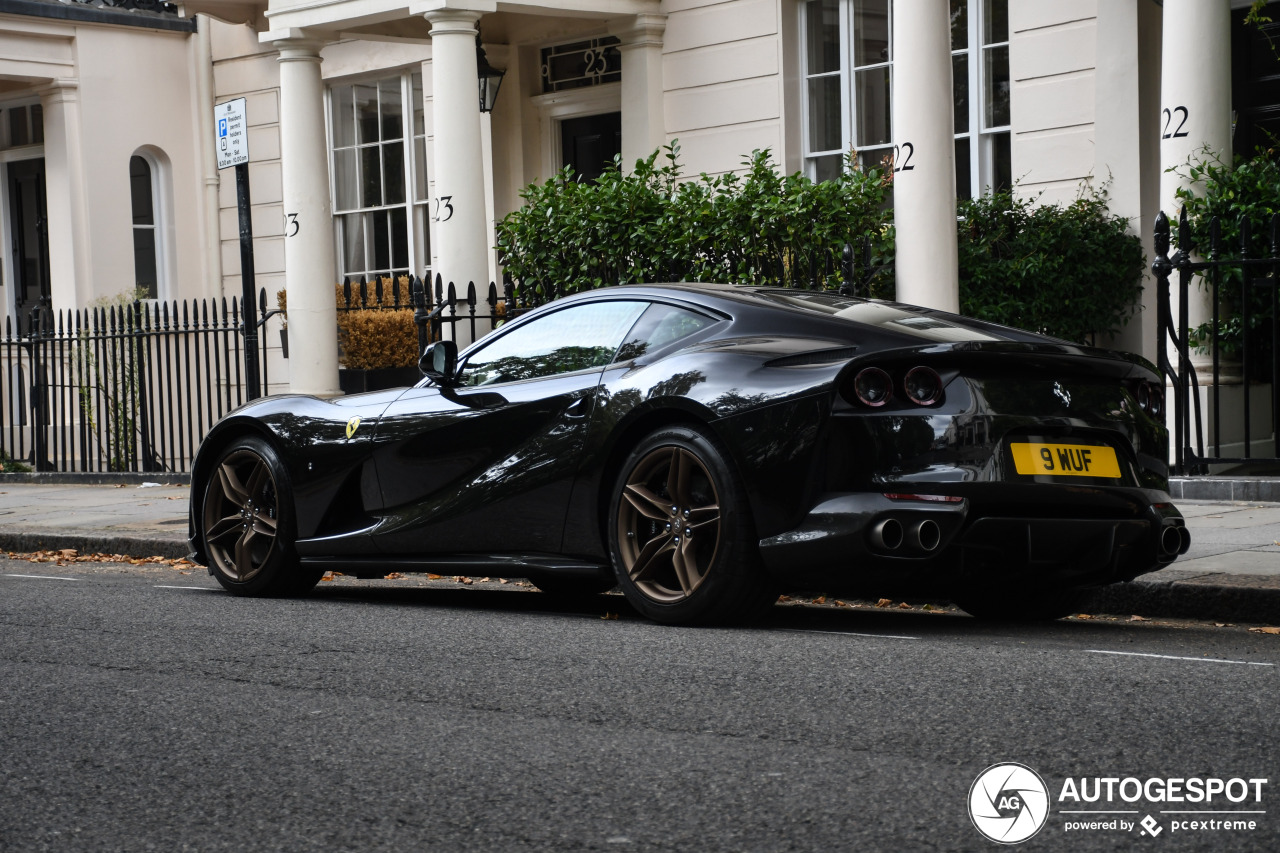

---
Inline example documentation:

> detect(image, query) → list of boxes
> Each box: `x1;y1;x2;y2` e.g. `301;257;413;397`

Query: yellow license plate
1010;442;1122;479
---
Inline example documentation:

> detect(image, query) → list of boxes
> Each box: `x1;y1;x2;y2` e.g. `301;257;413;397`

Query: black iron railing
1153;209;1280;474
1;294;268;474
1;254;891;475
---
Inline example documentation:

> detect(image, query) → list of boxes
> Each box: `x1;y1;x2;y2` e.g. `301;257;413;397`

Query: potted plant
336;277;425;393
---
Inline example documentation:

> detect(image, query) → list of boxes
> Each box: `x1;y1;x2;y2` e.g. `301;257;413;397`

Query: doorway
7;158;50;334
560;112;622;182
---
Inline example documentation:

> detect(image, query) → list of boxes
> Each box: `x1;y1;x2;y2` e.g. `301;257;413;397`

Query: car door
367;299;649;555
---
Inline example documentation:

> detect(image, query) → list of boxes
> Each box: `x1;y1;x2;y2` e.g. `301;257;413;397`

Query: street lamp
476;35;505;113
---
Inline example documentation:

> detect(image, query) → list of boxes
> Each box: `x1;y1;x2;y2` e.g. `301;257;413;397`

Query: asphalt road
1;559;1277;853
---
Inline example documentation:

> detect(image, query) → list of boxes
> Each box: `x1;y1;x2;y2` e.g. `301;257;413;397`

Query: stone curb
1080;577;1280;625
0;472;191;486
1169;477;1280;504
0;532;191;561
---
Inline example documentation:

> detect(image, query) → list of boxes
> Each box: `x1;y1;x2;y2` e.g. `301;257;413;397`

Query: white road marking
786;628;921;641
154;585;218;591
2;574;78;581
1084;649;1274;667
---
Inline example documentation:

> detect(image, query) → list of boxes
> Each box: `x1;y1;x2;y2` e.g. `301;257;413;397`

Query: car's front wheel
608;424;776;625
201;436;322;596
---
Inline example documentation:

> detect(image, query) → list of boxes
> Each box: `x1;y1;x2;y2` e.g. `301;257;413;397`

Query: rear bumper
758;486;1188;594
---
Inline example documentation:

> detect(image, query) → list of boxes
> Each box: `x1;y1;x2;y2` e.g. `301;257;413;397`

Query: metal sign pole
215;97;260;400
236;162;260;400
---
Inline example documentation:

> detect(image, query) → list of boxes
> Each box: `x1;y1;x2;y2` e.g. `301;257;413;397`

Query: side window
614;303;717;362
461;300;648;386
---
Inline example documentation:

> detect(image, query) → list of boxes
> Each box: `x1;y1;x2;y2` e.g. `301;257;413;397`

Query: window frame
128;150;170;301
799;0;1011;198
327;69;430;284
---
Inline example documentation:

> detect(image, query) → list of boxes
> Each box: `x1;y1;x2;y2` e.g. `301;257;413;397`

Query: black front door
560;112;622;181
8;159;51;335
1232;5;1280;156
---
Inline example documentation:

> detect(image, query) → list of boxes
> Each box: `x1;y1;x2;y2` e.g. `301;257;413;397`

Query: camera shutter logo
969;763;1051;844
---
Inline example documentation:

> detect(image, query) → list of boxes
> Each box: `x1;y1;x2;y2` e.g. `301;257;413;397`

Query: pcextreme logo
968;764;1269;844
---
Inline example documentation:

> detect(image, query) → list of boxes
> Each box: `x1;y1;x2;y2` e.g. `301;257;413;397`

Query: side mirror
421;340;459;386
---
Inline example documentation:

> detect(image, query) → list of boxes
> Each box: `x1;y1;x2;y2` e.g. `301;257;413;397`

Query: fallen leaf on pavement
813;595;827;605
1249;626;1280;635
601;613;619;620
1074;614;1095;620
1129;615;1150;621
897;602;911;609
384;572;405;580
426;573;442;580
777;595;792;602
875;598;893;608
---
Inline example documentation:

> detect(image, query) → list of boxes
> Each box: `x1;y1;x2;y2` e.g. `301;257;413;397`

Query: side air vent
765;346;860;368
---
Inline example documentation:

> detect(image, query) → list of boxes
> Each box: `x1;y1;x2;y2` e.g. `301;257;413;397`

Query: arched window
129;154;160;299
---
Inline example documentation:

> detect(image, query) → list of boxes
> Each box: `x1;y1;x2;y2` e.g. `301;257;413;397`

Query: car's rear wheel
201;436;322;596
952;585;1089;621
608;425;777;625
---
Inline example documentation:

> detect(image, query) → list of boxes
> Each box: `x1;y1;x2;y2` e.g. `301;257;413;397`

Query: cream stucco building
0;0;1271;395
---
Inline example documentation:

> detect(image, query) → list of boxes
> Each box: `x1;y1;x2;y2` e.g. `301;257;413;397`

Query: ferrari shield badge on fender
346;416;362;439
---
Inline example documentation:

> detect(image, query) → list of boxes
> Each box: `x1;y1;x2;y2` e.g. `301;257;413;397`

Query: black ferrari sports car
188;283;1189;624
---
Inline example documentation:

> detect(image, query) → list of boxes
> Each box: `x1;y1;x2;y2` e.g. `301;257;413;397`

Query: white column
611;14;667;171
1159;0;1232;348
273;35;341;397
193;15;223;300
38;80;92;311
891;0;958;313
426;10;491;295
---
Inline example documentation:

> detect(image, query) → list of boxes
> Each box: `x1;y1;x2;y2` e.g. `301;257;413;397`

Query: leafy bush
1171;149;1280;370
0;448;31;473
495;146;893;299
335;278;422;370
496;146;1144;345
956;187;1145;343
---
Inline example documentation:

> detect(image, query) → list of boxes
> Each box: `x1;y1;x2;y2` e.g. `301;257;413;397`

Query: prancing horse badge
346;416;362;439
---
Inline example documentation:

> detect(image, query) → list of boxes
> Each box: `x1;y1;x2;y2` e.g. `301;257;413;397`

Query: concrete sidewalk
1;478;1279;624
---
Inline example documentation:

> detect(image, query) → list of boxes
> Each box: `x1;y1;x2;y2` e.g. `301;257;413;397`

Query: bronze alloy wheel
203;446;281;584
616;444;722;603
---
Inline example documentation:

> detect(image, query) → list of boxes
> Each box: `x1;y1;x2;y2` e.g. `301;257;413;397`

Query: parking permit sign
215;98;249;170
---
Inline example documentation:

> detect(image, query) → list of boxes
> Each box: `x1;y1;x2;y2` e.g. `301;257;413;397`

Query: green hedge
495;146;893;299
496;147;1145;345
957;189;1144;343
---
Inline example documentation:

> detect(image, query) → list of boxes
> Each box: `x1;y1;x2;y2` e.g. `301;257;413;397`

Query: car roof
550;282;1051;346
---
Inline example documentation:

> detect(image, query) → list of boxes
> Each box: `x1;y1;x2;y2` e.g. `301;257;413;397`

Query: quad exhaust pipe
910;519;941;552
870;518;904;551
869;518;942;554
1160;524;1191;556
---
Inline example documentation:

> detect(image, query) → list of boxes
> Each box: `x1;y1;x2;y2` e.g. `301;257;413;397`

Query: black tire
200;435;321;597
952;585;1089;621
607;424;777;625
528;573;617;597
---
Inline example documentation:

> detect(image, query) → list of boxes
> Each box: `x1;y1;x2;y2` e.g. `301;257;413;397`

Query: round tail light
853;367;893;407
1137;381;1151;412
904;366;943;406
